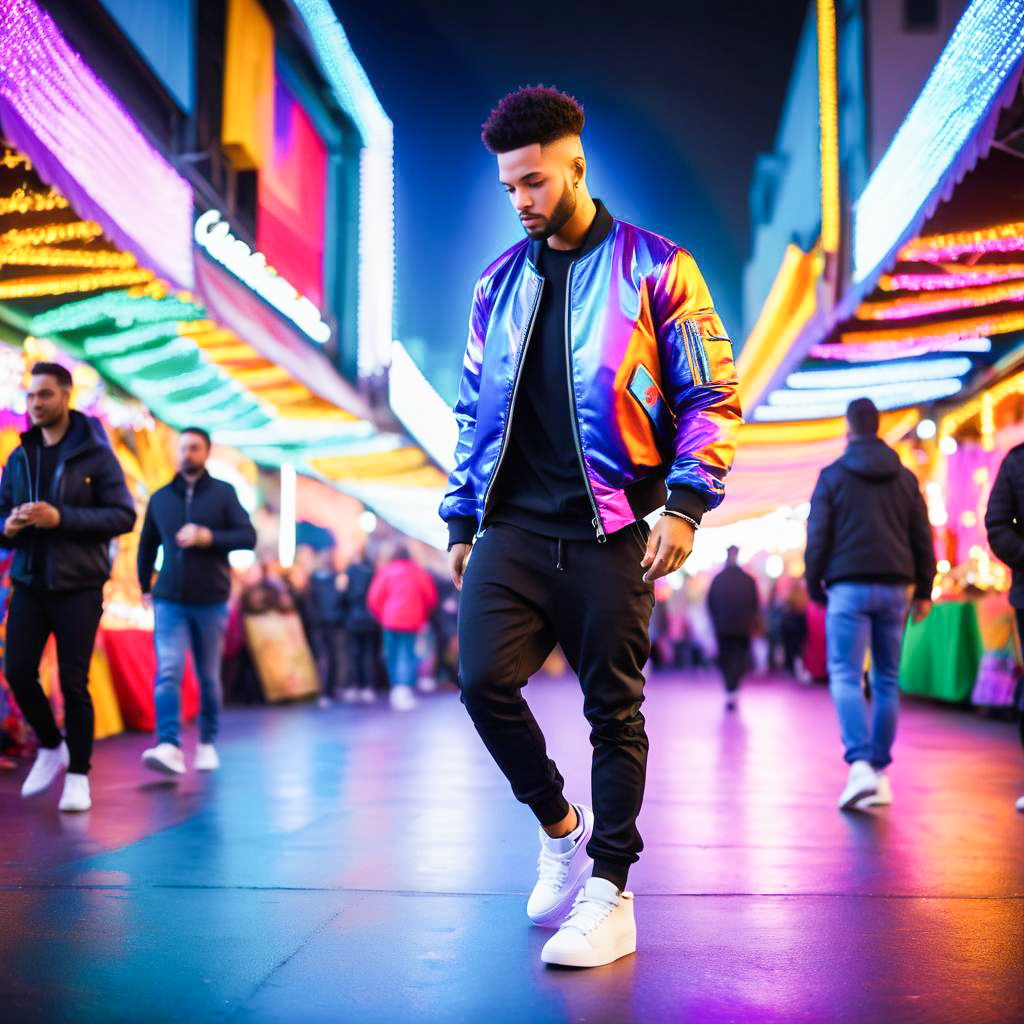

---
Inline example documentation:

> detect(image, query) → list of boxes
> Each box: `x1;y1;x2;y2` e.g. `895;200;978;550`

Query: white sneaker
839;760;878;810
341;687;360;704
1016;795;1023;812
528;804;594;927
359;687;376;704
317;696;333;709
541;877;637;968
858;771;892;808
21;741;69;797
389;686;416;712
415;676;438;693
142;742;186;776
58;773;91;812
195;743;220;772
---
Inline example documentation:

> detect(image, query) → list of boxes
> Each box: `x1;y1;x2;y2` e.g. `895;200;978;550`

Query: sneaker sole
21;774;65;798
528;856;595;928
58;801;91;813
541;930;637;968
142;753;185;776
839;785;877;810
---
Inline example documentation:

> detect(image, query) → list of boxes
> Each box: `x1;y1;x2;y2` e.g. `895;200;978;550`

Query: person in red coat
367;545;438;711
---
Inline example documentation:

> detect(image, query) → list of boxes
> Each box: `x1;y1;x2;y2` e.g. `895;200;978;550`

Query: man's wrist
660;509;699;531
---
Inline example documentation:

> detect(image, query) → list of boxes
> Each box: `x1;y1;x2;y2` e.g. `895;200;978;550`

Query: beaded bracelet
660;509;700;531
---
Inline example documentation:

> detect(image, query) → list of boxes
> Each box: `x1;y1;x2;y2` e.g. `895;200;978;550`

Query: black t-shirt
24;431;68;583
489;243;596;539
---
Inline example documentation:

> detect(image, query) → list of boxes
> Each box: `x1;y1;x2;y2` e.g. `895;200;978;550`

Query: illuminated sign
193;209;331;344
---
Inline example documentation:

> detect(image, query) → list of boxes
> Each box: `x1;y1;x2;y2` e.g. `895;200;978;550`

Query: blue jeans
381;630;418;689
826;583;910;768
153;600;229;746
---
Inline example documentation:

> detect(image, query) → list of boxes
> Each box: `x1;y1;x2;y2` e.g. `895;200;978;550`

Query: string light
102;337;200;375
939;366;1024;436
898;220;1024;262
0;0;194;288
817;0;840;255
0;268;154;300
809;337;992;362
83;322;189;357
857;279;1024;321
0;187;69;215
786;357;973;391
852;0;1024;282
0;147;29;169
839;311;1024;346
29;290;202;335
757;378;964;421
0;245;137;269
880;263;1024;291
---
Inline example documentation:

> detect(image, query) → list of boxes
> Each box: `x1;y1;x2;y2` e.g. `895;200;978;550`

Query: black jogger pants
458;521;655;890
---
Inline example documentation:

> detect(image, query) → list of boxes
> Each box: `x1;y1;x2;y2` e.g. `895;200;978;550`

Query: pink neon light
809;338;992;363
883;265;1024;291
0;0;194;288
900;235;1024;262
863;281;1024;321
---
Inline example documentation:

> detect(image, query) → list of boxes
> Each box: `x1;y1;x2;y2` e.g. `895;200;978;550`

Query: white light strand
786;356;973;390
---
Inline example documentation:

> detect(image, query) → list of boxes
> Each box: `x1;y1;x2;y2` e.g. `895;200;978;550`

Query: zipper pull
592;517;607;544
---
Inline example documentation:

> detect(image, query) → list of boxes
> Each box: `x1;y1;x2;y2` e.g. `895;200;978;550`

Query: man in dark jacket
0;363;136;812
136;427;256;776
983;445;1024;812
707;546;760;710
342;551;381;703
805;398;935;811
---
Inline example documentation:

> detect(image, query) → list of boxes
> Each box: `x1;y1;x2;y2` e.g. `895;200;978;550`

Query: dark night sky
331;1;809;402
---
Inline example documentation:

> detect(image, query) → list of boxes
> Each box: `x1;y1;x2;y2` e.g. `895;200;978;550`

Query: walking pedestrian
982;443;1024;812
0;363;136;812
309;547;347;708
441;87;740;966
341;549;380;703
367;545;438;711
707;546;760;710
136;427;256;776
805;398;935;810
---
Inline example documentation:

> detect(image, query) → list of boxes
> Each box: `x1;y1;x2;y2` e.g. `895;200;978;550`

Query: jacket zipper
480;277;545;523
178;482;194;599
564;261;606;543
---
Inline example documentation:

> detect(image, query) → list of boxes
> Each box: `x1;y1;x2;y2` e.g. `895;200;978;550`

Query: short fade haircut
30;361;72;389
846;397;880;437
481;85;584;154
180;425;212;449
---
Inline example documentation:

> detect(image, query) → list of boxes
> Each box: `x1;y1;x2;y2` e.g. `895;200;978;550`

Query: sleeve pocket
679;314;738;387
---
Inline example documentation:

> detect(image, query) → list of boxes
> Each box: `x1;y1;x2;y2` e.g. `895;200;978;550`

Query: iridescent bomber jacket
439;201;742;547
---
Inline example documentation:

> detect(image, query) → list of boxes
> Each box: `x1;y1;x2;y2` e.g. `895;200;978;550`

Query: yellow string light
939;367;1024;437
898;220;1024;261
0;268;154;300
817;0;840;256
0;245;137;269
0;221;104;246
878;263;1024;291
857;279;1024;319
0;148;30;170
840;309;1024;345
0;187;70;216
981;392;995;452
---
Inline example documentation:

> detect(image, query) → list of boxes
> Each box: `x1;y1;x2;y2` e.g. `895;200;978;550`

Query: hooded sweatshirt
804;436;936;604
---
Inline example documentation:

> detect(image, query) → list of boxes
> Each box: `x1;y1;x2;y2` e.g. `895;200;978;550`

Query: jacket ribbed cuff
665;486;710;525
447;517;477;550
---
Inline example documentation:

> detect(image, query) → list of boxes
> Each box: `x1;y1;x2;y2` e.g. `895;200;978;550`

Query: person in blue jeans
136;427;256;776
805;398;935;810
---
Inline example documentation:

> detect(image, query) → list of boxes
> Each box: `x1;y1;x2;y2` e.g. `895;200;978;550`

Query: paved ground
1;670;1021;1023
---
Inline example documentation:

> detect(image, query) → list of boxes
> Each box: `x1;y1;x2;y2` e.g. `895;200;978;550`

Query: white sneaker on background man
142;742;186;776
540;876;637;968
21;740;69;798
389;686;416;712
838;760;878;810
528;803;594;927
857;771;892;808
195;743;220;772
58;773;91;813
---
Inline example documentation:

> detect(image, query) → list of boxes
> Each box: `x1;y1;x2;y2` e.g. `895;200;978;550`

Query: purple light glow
882;264;1024;291
0;0;194;288
809;337;993;363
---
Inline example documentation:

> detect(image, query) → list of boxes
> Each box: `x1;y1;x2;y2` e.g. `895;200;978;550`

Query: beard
522;180;577;240
180;458;203;475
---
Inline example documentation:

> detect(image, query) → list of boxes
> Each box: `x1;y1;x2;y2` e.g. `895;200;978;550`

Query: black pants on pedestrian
458;522;655;891
314;624;348;699
716;634;751;694
348;630;379;690
4;585;104;775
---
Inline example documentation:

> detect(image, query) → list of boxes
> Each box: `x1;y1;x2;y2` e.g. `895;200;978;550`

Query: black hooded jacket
0;410;136;591
137;470;256;604
804;437;935;604
984;443;1024;608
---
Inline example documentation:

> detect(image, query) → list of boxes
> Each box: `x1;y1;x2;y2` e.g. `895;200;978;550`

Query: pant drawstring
556;538;565;572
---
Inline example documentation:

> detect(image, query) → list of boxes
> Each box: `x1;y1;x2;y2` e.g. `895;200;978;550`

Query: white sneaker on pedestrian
540;877;637;968
317;695;333;709
341;687;360;704
194;743;220;772
858;771;892;808
415;676;438;694
389;686;416;711
142;742;186;776
528;804;594;927
58;773;91;813
839;760;878;810
21;741;69;797
359;687;376;704
1016;794;1024;812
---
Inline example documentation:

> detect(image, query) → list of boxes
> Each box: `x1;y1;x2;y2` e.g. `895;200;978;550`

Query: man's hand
18;502;60;529
141;593;153;611
176;523;213;548
3;507;28;538
641;515;695;583
449;543;471;592
911;599;932;624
